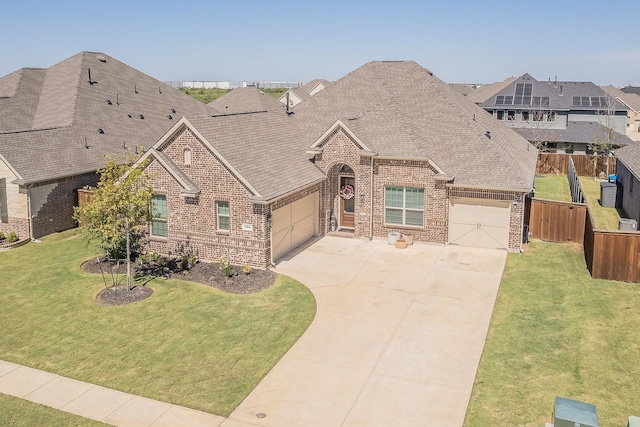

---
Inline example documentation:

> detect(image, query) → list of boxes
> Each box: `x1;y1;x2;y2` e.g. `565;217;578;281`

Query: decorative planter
395;239;408;249
402;233;413;245
388;232;401;245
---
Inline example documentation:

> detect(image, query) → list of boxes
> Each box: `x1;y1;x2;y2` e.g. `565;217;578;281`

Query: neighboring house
480;73;632;153
601;85;640;140
621;85;640;96
139;61;538;268
448;83;474;96
278;79;330;108
208;87;286;114
615;143;640;224
466;77;517;105
0;52;216;240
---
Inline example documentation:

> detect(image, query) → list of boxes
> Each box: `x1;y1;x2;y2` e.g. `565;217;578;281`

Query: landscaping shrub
7;231;18;243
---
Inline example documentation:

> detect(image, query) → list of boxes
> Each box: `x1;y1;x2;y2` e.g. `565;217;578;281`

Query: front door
339;176;355;228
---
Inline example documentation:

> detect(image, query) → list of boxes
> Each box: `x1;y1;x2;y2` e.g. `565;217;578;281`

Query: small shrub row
0;231;19;243
219;257;252;278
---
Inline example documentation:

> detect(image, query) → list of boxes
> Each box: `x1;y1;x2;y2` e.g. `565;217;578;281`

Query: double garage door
271;192;318;261
448;197;511;250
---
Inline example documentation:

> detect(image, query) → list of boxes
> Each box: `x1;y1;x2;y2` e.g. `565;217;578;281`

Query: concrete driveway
225;237;506;427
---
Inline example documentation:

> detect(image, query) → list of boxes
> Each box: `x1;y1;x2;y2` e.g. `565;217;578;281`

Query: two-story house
481;73;632;153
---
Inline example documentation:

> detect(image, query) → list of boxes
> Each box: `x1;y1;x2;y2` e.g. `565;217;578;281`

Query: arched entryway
328;163;356;232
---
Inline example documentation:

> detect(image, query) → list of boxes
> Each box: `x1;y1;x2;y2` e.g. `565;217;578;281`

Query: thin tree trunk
126;215;131;291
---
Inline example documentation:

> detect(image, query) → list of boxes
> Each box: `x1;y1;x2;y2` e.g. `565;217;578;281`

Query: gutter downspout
26;188;38;242
369;154;376;240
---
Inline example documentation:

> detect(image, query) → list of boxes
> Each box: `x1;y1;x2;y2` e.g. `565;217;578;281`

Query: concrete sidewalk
0;359;225;427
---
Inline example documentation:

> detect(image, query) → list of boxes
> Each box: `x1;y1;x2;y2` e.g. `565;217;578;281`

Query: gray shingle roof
466;77;517;104
514;121;634;146
481;74;627;111
615;142;640;178
0;51;215;184
179;113;325;201
601;85;640;113
207;87;285;114
292;61;538;191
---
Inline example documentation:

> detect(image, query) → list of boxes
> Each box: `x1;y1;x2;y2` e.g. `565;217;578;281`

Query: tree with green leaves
74;153;153;290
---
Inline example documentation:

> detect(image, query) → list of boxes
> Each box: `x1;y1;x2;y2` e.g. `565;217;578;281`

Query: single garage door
271;192;318;261
448;197;511;250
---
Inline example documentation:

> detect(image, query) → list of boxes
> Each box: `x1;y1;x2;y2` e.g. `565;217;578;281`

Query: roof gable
309;120;371;152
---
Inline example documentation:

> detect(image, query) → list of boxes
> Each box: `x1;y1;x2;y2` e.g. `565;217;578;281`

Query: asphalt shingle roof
0;51;215;184
184;112;325;201
292;61;537;191
615;142;640;178
601;85;640;113
466;77;517;104
514;121;634;146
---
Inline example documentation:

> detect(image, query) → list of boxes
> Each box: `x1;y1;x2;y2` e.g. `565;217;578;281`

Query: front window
546;111;556;123
217;201;230;231
495;110;505;121
151;195;167;237
521;111;530;122
507;110;516;121
385;186;424;227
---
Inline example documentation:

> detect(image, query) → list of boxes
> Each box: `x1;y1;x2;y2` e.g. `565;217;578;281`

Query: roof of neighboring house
279;79;330;105
208;87;285;114
481;73;627;111
514;121;634;146
0;51;215;185
466;77;517;104
292;61;538;191
615;142;640;179
448;83;474;96
601;85;640;114
148;114;325;202
621;86;640;96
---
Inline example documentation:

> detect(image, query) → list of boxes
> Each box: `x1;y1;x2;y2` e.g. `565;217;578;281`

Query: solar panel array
572;96;608;107
495;83;549;106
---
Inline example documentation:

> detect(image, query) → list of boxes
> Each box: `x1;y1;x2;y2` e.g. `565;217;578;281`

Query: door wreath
340;184;355;199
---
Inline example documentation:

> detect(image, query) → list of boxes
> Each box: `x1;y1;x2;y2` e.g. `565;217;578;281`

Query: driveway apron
225;237;506;427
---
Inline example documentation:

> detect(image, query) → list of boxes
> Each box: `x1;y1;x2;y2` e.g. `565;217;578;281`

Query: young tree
588;92;622;176
74;153;153;290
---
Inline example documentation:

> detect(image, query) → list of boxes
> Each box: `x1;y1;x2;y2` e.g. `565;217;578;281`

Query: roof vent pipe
88;68;95;85
134;85;138;94
485;131;491;139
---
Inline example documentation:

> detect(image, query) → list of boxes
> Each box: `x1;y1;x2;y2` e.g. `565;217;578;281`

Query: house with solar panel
480;73;633;153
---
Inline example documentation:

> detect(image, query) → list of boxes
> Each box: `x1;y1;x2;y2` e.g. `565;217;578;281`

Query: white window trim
216;200;230;232
150;194;167;238
384;186;425;228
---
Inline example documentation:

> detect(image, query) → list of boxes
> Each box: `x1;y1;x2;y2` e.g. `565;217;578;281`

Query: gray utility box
554;396;598;427
619;218;638;231
600;181;617;208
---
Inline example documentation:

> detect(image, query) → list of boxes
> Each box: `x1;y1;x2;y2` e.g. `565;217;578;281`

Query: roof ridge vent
96;54;107;63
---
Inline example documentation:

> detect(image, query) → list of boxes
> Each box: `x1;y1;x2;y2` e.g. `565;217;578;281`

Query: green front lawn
465;240;640;426
579;176;622;230
534;175;572;202
0;230;316;417
0;393;108;426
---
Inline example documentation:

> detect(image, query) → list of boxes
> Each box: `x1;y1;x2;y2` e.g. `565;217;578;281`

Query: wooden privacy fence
529;199;587;243
537;153;617;177
583;212;640;282
529;177;640;283
75;188;92;226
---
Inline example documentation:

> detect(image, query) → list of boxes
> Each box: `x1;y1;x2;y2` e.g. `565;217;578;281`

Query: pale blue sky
2;0;638;86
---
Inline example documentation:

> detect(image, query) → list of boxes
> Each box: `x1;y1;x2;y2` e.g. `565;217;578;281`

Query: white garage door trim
271;192;318;262
448;197;510;250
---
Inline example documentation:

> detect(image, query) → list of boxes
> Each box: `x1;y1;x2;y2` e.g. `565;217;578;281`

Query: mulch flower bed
82;257;278;306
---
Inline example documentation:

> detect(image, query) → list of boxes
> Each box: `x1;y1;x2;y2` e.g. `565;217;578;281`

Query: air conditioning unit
553;396;598;427
619;218;638;231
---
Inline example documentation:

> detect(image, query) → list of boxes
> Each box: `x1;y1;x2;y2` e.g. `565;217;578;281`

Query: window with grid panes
384;186;424;226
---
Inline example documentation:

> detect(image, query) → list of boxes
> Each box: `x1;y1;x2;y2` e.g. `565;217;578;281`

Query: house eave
249;177;327;205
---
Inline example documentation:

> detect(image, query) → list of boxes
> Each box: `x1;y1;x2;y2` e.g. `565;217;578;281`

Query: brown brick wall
313;126;527;251
30;173;99;239
313;127;447;243
0;217;29;240
144;127;272;268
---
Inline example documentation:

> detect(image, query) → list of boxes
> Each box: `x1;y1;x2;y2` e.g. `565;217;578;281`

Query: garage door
271;192;318;261
448;197;510;250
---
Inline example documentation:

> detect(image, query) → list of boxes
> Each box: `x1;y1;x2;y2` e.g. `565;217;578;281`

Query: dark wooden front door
340;177;355;228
